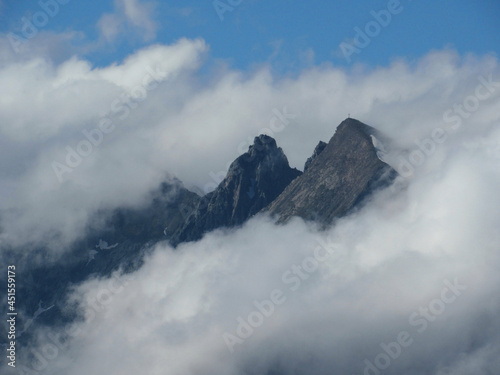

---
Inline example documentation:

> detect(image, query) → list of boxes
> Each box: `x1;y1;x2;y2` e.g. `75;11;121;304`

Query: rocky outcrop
170;135;301;244
304;141;327;171
265;118;397;224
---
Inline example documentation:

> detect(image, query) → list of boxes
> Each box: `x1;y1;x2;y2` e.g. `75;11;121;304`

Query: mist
1;36;500;375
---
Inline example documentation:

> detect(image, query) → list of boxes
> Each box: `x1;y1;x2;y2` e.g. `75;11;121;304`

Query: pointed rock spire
170;134;301;244
265;118;397;224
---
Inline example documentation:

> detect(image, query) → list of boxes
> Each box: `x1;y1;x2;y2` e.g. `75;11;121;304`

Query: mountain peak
265;119;397;224
251;134;277;149
170;134;301;244
335;117;381;140
245;135;284;164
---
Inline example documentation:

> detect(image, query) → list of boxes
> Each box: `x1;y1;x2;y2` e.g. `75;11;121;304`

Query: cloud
97;0;158;43
97;13;122;43
0;37;207;249
1;33;500;375
0;37;498;257
0;31;87;64
15;160;500;374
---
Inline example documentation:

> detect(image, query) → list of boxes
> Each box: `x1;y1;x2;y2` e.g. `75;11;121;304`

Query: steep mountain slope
170;135;301;244
265;118;397;224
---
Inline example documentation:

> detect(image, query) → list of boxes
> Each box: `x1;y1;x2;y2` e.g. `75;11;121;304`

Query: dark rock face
170;135;301;244
265;118;397;224
304;141;327;171
4;180;200;338
99;181;200;244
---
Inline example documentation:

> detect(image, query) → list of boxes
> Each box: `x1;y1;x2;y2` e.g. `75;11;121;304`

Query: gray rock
304;141;327;171
265;118;397;225
170;135;301;244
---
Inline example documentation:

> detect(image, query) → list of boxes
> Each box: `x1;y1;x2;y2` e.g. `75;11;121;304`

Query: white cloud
18;166;500;373
97;0;158;43
120;0;157;36
97;13;122;43
0;30;87;64
1;35;500;375
0;37;207;249
0;37;498;256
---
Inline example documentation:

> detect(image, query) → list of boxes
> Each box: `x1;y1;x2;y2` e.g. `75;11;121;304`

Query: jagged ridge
265;118;397;224
169;134;301;244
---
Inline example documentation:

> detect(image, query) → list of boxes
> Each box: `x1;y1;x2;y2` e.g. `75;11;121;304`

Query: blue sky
1;0;499;71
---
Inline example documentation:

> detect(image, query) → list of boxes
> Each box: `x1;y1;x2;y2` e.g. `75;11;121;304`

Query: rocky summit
265;118;397;225
169;134;302;244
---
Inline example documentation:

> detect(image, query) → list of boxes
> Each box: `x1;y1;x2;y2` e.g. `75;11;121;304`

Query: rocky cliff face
265;118;397;224
170;135;301;244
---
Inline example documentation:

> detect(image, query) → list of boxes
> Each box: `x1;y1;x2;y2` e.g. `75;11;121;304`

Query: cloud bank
1;34;500;374
15;155;500;374
0;37;499;251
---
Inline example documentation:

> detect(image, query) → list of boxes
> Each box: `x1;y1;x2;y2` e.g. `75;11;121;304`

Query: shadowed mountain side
1;180;200;340
169;135;301;245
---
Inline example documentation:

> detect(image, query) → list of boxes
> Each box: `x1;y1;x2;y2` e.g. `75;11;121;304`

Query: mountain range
1;118;397;343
